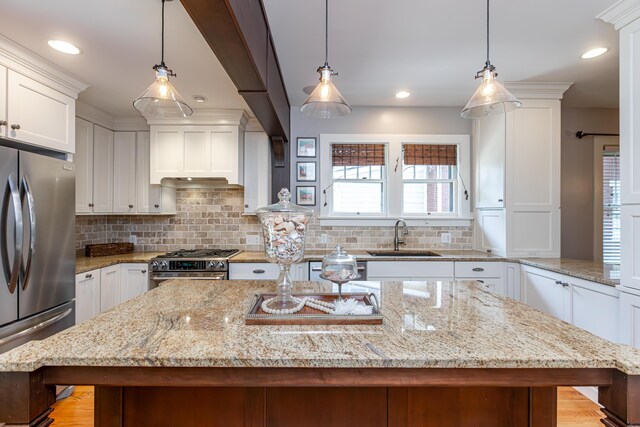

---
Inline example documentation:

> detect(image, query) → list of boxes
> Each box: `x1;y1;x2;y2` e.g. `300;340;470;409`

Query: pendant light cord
161;0;166;66
485;0;490;66
324;0;329;66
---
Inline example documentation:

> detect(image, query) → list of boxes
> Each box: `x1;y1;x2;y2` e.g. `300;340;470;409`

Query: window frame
319;134;471;226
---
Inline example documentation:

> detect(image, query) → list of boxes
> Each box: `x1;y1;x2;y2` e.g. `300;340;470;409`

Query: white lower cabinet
75;263;150;324
521;265;620;342
120;264;149;302
229;263;280;280
454;261;505;295
522;266;570;321
75;269;101;324
619;290;640;349
100;265;121;312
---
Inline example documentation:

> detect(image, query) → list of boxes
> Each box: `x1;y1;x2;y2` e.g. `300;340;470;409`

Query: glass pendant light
300;0;351;119
461;0;521;118
133;0;193;118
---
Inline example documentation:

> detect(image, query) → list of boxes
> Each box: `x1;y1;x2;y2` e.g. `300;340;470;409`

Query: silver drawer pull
311;267;322;272
555;280;563;285
85;273;93;279
477;280;485;283
357;266;366;271
472;267;484;272
141;270;147;274
253;269;265;274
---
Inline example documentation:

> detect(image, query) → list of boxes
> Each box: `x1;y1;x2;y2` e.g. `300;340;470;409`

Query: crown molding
0;34;90;98
245;117;264;132
597;0;640;30
504;82;574;100
145;108;251;127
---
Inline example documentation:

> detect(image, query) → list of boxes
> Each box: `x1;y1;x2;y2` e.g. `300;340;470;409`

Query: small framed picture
296;186;316;206
297;161;316;181
297;137;317;158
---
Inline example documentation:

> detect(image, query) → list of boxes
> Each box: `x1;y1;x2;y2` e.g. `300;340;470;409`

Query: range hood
148;109;249;186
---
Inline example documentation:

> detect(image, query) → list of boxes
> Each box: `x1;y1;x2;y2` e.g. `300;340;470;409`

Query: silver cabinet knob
245;204;249;208
85;273;93;279
555;280;562;285
129;204;134;209
141;270;147;274
10;124;20;130
154;204;160;208
0;120;7;126
498;198;504;203
562;282;569;287
88;203;94;207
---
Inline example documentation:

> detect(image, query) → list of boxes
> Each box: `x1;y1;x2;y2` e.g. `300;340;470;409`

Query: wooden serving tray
245;292;382;325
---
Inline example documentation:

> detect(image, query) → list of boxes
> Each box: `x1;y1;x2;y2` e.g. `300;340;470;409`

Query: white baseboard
573;386;601;406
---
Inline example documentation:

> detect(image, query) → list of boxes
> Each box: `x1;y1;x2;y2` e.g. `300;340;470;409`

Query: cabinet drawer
367;261;454;278
455;262;502;278
229;263;280;280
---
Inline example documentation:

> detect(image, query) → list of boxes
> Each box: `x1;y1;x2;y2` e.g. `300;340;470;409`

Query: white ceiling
263;0;620;108
0;0;249;118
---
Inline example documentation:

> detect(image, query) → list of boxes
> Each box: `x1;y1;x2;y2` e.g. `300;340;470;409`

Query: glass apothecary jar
320;245;360;299
256;188;313;310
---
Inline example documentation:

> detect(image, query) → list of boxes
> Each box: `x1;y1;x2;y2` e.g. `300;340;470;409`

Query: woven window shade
403;144;457;166
332;144;386;166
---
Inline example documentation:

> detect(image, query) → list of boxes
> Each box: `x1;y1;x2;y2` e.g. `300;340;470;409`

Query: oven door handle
152;275;226;281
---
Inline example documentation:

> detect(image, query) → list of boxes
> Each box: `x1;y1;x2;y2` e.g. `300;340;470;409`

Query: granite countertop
519;258;620;287
1;280;639;374
75;252;166;274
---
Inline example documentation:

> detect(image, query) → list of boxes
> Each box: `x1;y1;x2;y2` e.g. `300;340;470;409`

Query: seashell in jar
296;224;305;232
273;215;284;225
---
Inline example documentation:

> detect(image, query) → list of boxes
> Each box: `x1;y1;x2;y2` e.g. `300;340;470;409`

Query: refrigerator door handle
0;308;72;347
1;174;23;294
20;174;35;291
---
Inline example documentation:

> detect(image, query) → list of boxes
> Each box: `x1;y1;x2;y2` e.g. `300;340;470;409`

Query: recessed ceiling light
47;40;81;55
581;47;609;59
193;95;207;103
395;91;411;99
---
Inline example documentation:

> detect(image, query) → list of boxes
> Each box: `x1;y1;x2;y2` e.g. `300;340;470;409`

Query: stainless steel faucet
393;219;408;251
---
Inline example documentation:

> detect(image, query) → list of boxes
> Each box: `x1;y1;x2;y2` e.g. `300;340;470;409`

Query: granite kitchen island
1;280;639;426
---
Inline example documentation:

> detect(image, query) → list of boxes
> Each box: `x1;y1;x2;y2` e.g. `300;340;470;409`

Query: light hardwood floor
50;386;604;426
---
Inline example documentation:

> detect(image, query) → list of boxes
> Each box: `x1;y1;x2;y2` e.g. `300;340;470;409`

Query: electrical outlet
441;232;451;244
320;234;328;244
128;235;137;245
246;235;261;246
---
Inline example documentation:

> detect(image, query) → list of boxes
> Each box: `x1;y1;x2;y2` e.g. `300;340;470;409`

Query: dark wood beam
180;0;291;144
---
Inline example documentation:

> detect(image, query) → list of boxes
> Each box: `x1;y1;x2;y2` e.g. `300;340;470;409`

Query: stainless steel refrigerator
0;141;75;354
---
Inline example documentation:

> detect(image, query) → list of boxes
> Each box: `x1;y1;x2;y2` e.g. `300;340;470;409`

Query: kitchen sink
366;250;442;257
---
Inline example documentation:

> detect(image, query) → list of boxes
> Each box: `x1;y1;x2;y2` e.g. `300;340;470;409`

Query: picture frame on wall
297;137;317;158
296;186;316;206
296;161;316;181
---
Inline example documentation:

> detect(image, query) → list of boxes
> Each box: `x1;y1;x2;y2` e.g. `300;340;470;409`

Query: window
402;144;457;215
602;149;620;264
331;144;386;215
320;134;471;225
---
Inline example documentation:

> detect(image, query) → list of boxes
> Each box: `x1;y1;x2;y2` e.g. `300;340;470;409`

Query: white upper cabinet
474;113;505;208
150;125;244;185
5;70;75;153
243;131;272;213
0;37;88;153
92;125;114;213
75;118;94;213
473;85;571;258
113;132;137;213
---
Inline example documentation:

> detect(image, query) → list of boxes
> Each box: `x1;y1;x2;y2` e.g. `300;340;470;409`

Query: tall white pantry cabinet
473;83;571;258
599;1;640;349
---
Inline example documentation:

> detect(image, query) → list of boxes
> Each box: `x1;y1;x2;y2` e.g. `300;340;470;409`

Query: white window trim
319;133;472;227
593;136;620;263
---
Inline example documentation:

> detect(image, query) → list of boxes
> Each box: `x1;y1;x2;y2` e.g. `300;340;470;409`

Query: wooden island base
1;366;639;427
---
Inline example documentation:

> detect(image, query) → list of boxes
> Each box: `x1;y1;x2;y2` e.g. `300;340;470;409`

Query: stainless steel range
149;249;241;286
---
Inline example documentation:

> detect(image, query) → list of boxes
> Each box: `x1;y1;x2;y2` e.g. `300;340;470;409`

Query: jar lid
323;245;356;264
256;188;314;215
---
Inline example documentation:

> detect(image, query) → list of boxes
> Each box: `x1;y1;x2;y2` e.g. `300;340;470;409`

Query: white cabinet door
113;132;137;213
569;277;619;342
522;266;569;321
504;263;521;301
92;125;114;213
0;65;6;139
75;269;100;324
474;114;505;208
473;209;506;256
243;132;271;213
620;291;640;349
75;118;94;213
6;70;75;153
100;265;121;312
136;131;153;213
120;264;149;302
229;263;280;280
